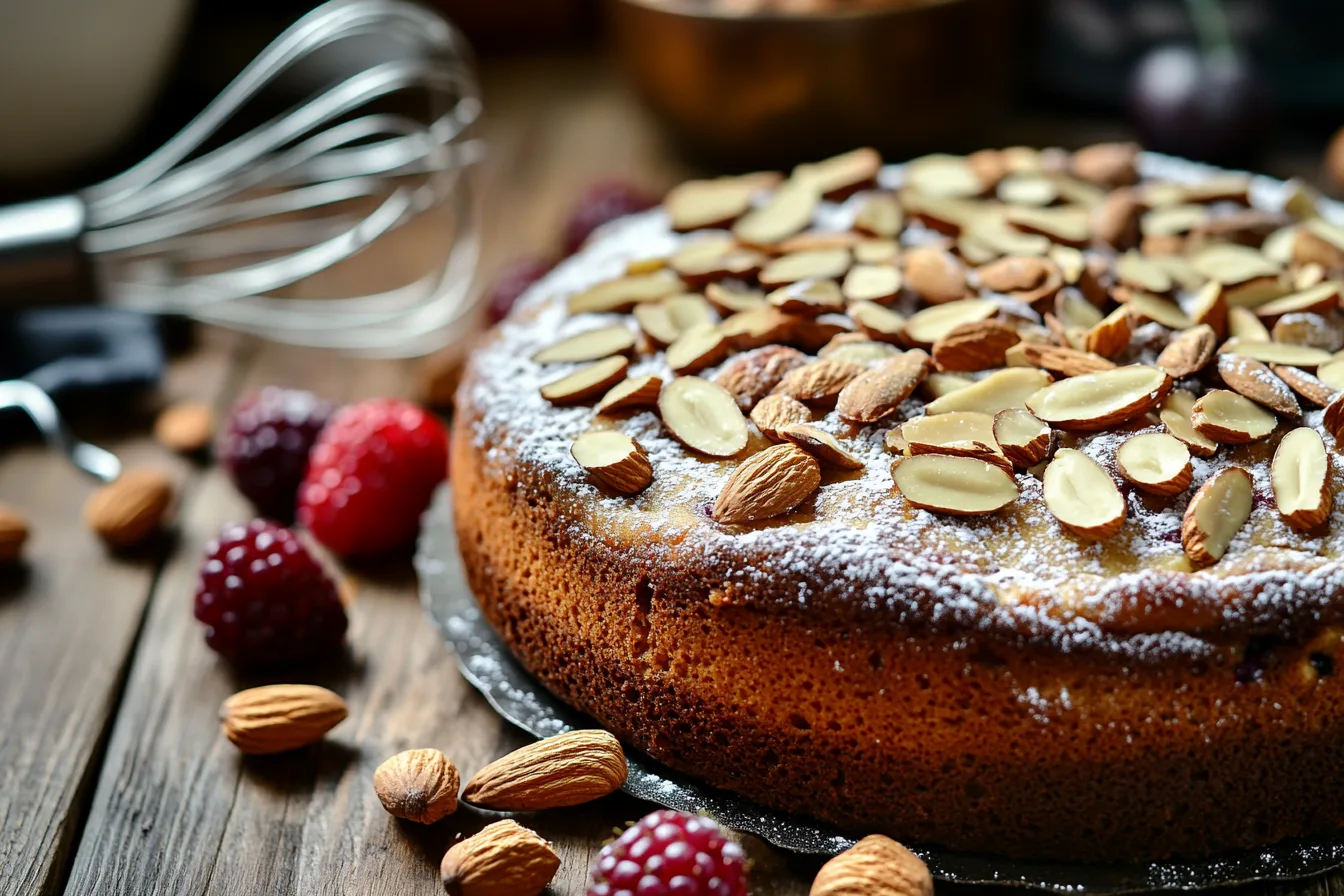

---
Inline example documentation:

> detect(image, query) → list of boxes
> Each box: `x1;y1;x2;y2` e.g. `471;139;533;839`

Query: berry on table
221;387;336;521
298;398;448;557
587;809;747;896
486;257;554;324
563;179;659;257
193;519;347;669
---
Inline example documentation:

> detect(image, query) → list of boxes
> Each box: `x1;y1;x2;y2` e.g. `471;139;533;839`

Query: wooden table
0;51;1336;896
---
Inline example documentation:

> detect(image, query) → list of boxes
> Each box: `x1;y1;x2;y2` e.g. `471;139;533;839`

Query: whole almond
931;319;1020;372
84;468;173;549
714;345;809;411
836;351;931;423
712;444;821;524
1272;365;1338;407
1092;187;1142;249
220;684;348;755
1216;354;1300;418
1017;344;1116;378
0;504;28;564
1071;142;1139;187
154;401;214;453
1156;325;1217;379
462;730;627;811
775;359;865;408
811;835;933;896
374;748;460;823
751;393;814;441
903;245;968;305
441;819;559;896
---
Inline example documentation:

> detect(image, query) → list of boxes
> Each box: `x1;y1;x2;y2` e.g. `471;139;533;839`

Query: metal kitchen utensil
0;0;484;357
0;380;120;482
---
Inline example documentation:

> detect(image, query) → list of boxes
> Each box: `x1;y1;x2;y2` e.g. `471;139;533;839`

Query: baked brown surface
451;146;1344;862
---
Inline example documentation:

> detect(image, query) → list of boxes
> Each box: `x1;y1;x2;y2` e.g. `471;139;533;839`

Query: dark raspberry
588;809;747;896
486;257;554;325
563;180;659;256
221;387;335;521
193;519;347;669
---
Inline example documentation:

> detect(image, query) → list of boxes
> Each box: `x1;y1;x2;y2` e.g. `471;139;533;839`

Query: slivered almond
926;367;1053;416
1116;433;1193;496
923;372;975;399
1117;288;1193;329
758;248;851;288
775;358;865;408
905;154;986;198
666;325;730;376
1026;365;1171;431
658;376;749;457
931;319;1020;372
903;246;968;305
1018;344;1116;377
1006;204;1091;246
533;325;636;364
1318;357;1344;392
1190;389;1277;443
1222;276;1289;309
1055;290;1103;329
712;444;821;523
901;412;1009;470
854;238;900;265
993;408;1054;467
903;299;998;347
596;375;663;414
1272;427;1332;531
1191;243;1280;285
848;301;906;343
835;351;930;423
705;281;767;315
669;239;763;286
1216;354;1299;417
1186;281;1229;338
1156;325;1218;378
778;424;864;469
666;173;781;231
1043;449;1126;539
1161;389;1219;457
1271;365;1338;407
541;356;629;405
1116;251;1173;293
1083;306;1135;359
853;193;903;237
571;431;653;495
820;339;901;365
963;215;1052;258
1254;282;1342;319
891;454;1018;515
1183;467;1254;565
733;177;820;247
794;147;882;199
714;345;808;410
568;270;685;314
634;294;717;346
768;279;845;316
842;265;902;304
751;393;814;440
719;305;796;349
1224;341;1332;366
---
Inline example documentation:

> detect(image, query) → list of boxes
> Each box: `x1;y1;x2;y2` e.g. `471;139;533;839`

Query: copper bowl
606;0;1021;167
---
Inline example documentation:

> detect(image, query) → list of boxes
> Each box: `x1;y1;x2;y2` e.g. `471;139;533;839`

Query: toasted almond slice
902;412;1010;470
903;299;998;347
964;215;1053;257
1190;243;1281;285
793;314;854;353
1006;205;1091;246
1223;341;1333;366
926;367;1054;416
1116;251;1173;293
1160;389;1218;457
891;454;1018;515
1272;311;1341;351
705;281;767;315
1115;432;1193;497
1175;175;1252;206
778;424;865;469
719;305;796;350
1317;357;1344;391
1042;449;1126;540
1083;306;1135;359
903;246;969;305
1117;289;1193;329
659;376;749;457
1182;467;1254;565
1222;276;1290;309
533;325;636;364
669;237;732;280
714;345;808;411
905;154;986;198
819;339;902;365
673;244;765;287
1227;306;1269;343
1272;427;1332;531
767;278;846;317
1093;188;1143;249
1156;325;1218;379
1071;142;1139;187
1216;354;1299;417
853;194;903;238
1264;225;1299;265
930;319;1021;372
848;300;906;343
540;356;630;405
1190;389;1278;443
992;408;1054;468
775;232;863;254
997;172;1059;207
1295;218;1344;268
712;444;820;524
1271;365;1338;407
923;372;975;399
750;393;813;441
841;264;902;305
1019;344;1116;378
625;257;666;276
853;238;900;265
571;431;653;495
977;256;1063;305
1187;281;1229;338
758;248;851;288
666;173;782;231
902;192;987;235
568;270;685;315
1294;263;1329;291
794;147;882;199
733;177;820;247
775;358;865;408
1254;282;1342;319
1050;245;1087;286
1026;365;1171;431
595;375;664;414
885;427;911;454
835;351;930;423
1055;290;1104;330
634;294;717;347
1141;203;1209;237
666;325;730;376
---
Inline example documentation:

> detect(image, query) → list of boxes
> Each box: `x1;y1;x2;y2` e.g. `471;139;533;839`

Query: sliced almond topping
1043;449;1126;540
1156;325;1218;378
1190;389;1278;444
658;376;749;457
792;314;853;353
775;358;865;408
997;172;1059;207
853;238;900;265
1326;393;1344;443
964;215;1053;257
1294;219;1344;269
841;264;902;305
1055;290;1103;330
1264;225;1300;265
885;427;910;455
1152;253;1208;291
595;375;664;414
666;325;730;376
625;257;666;276
1271;365;1338;407
540;356;630;405
1116;251;1173;293
712;444;820;524
993;408;1054;468
1294;263;1328;291
758;248;851;288
1187;281;1229;338
1026;365;1172;431
903;298;998;347
1254;282;1342;319
1190;243;1281;285
670;241;765;287
1173;175;1251;206
902;192;986;235
819;339;902;366
891;454;1018;516
853;193;903;237
533;325;636;364
714;345;808;411
1006;205;1091;247
1222;341;1333;366
666;173;782;231
1182;467;1254;566
568;270;685;315
705;281;767;315
976;256;1063;305
1160;389;1219;457
719;305;796;350
901;411;1010;470
750;393;813;441
1083;305;1135;359
778;424;865;469
1317;357;1344;392
733;177;820;247
793;147;882;199
1018;343;1117;378
930;318;1020;372
767;278;846;317
1215;354;1300;417
903;246;969;305
1117;288;1193;329
1071;142;1140;187
571;431;653;495
926;367;1054;416
1222;276;1289;309
634;294;717;347
1142;204;1209;237
1115;432;1193;497
1141;233;1187;256
848;301;906;343
1272;427;1332;531
835;351;931;423
905;154;986;198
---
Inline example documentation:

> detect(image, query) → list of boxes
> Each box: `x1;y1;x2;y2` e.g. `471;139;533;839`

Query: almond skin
810;834;934;896
220;684;348;755
441;819;559;896
713;345;808;411
931;319;1020;372
836;351;931;423
0;504;29;564
374;748;460;823
154;401;214;453
83;468;173;549
462;730;627;811
712;444;821;524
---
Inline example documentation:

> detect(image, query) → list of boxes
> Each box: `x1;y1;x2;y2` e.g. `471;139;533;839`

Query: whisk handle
0;195;95;306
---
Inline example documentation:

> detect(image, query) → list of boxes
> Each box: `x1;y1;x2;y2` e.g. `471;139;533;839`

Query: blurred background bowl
606;0;1022;168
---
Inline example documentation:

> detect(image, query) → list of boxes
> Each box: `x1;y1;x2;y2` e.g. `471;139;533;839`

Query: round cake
451;144;1344;863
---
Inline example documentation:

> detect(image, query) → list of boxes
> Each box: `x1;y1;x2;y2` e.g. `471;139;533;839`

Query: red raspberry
486;257;554;324
193;520;347;669
221;387;335;521
563;180;659;256
298;398;448;557
588;809;747;896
